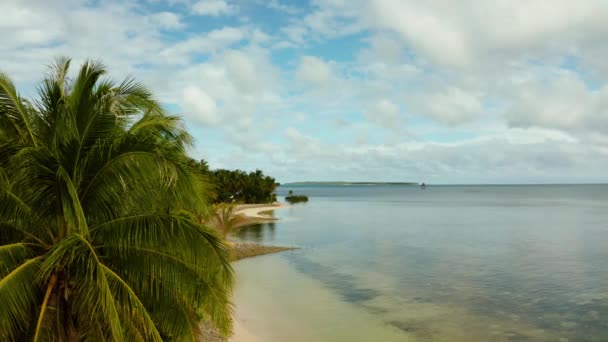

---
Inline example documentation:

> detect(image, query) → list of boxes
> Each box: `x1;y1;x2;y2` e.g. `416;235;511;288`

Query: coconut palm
0;58;233;341
209;204;249;238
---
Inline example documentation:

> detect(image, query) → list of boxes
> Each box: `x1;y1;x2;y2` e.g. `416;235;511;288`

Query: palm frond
0;257;42;340
33;274;57;342
101;264;163;341
0;72;37;145
0;58;234;339
39;234;124;341
0;243;35;278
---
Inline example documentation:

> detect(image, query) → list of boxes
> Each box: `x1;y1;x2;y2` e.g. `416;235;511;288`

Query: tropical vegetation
0;58;233;341
285;190;309;204
188;159;279;204
208;204;249;238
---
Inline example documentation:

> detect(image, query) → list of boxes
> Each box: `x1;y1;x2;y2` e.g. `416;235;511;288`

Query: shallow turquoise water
232;185;608;341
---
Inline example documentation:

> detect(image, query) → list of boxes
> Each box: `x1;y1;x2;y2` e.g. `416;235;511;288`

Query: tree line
187;159;279;204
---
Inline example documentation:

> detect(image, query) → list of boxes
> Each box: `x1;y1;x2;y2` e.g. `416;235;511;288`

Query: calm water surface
231;185;608;341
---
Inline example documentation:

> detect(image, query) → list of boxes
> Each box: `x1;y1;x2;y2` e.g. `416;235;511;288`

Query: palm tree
0;58;233;341
209;204;249;238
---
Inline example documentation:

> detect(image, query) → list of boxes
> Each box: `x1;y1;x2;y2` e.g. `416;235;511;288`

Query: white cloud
301;0;608;69
159;27;247;65
181;85;220;125
281;25;308;46
164;44;284;150
223;50;260;94
506;71;608;135
149;11;184;30
359;34;407;66
417;87;483;125
0;1;63;46
296;56;334;86
191;0;235;16
271;125;607;183
3;0;608;183
265;0;301;15
364;99;402;129
368;0;471;67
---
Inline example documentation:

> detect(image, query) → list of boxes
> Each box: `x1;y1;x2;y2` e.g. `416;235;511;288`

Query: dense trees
188;159;279;204
285;190;309;204
0;58;233;340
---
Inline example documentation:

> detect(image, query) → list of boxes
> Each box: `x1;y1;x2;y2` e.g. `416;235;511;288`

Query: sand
201;202;293;341
229;314;260;342
234;203;288;220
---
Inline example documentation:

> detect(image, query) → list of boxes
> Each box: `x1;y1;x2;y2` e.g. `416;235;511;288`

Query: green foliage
285;194;309;204
208;203;249;238
188;159;279;204
0;58;233;341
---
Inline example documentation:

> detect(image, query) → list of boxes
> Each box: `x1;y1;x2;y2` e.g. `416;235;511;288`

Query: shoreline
234;203;288;221
230;242;295;261
229;314;259;342
229;202;295;261
227;203;292;341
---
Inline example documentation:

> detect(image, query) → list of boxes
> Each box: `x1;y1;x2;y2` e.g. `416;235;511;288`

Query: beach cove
227;204;406;341
227;184;608;341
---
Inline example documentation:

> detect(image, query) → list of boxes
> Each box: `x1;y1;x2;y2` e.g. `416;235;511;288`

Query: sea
230;184;608;341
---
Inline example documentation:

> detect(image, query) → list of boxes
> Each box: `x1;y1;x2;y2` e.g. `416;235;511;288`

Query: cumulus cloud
506;71;608;135
181;86;220;125
415;87;483;125
367;0;472;67
149;11;184;30
359;34;408;66
166;45;284;150
223;50;260;94
364;99;403;129
264;0;301;15
273;125;606;183
3;0;608;182
191;0;235;16
296;56;334;86
0;0;177;85
300;0;608;69
160;27;247;65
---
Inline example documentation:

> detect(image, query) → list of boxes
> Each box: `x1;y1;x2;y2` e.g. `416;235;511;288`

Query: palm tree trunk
64;286;78;342
56;276;77;342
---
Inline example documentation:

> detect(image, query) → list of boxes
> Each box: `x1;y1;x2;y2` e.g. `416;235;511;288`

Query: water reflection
232;222;277;242
233;185;608;341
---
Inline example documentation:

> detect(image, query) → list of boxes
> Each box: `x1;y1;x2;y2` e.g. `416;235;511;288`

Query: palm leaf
0;72;37;145
0;58;234;340
0;257;42;340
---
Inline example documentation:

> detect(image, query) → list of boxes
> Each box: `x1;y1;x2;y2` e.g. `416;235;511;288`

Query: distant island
283;181;419;186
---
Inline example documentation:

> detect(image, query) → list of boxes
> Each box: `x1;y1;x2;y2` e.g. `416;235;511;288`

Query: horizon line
279;181;608;186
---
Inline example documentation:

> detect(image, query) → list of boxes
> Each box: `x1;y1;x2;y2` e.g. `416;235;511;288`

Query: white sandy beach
229;203;288;342
230;316;259;342
234;203;288;220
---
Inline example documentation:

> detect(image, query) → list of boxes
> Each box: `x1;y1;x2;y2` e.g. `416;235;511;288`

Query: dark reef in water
285;254;380;304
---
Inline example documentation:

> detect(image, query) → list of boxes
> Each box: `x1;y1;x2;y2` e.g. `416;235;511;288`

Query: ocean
231;184;608;341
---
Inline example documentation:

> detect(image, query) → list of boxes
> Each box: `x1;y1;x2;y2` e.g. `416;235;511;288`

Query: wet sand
209;203;294;341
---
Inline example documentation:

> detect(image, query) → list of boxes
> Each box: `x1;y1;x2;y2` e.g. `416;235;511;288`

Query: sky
3;0;608;184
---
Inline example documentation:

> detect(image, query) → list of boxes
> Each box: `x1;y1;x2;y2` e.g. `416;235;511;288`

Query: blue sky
3;0;608;183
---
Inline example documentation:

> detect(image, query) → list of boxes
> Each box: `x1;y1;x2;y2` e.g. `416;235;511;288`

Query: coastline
234;203;288;221
229;314;259;342
229;202;295;261
224;203;292;341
